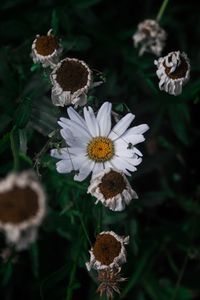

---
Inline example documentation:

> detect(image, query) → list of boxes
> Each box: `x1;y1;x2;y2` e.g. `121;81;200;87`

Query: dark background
0;0;200;299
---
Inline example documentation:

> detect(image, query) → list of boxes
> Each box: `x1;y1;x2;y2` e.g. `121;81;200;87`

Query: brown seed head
0;186;39;224
35;35;59;56
93;233;121;266
56;59;89;93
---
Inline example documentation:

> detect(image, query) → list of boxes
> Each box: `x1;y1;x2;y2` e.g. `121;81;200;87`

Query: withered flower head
154;51;190;95
88;168;138;211
86;231;129;271
31;29;62;68
97;267;126;299
50;57;94;107
0;171;46;250
132;19;166;56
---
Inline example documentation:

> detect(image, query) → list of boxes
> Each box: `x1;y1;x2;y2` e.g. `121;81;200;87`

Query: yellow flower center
87;137;114;162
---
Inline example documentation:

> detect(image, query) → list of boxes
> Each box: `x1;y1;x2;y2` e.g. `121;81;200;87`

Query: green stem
66;231;83;300
73;197;92;246
170;255;188;300
120;245;156;299
10;129;19;171
97;205;103;234
156;0;169;22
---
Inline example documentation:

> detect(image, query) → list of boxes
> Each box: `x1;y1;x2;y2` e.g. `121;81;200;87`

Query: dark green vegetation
0;0;200;299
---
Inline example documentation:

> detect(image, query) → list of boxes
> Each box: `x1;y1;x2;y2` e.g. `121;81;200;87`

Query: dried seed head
97;267;126;299
31;29;62;68
86;231;129;271
56;59;89;93
0;171;46;251
50;57;93;107
88;168;138;211
155;51;190;95
0;186;39;224
35;35;59;56
133;19;167;56
93;233;122;266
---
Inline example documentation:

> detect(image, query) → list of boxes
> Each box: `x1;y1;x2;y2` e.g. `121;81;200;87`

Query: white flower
50;57;99;107
154;51;190;95
50;102;149;182
0;171;46;251
31;29;62;68
88;168;138;211
133;19;166;56
86;231;129;271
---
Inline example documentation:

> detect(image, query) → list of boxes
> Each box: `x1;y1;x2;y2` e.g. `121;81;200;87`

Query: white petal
126;124;149;135
56;159;73;173
58;118;91;139
109;113;135;140
124;156;142;166
51;89;65;107
74;159;94;181
92;163;104;175
111;156;137;173
114;139;134;157
51;148;71;160
67;107;87;129
97;102;112;136
134;147;143;157
84;106;99;136
121;133;145;145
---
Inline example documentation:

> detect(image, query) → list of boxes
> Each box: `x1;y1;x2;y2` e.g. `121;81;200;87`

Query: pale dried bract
154;51;190;95
133;19;166;56
50;57;101;107
86;231;129;271
97;267;126;299
0;171;46;251
31;29;62;68
88;168;138;211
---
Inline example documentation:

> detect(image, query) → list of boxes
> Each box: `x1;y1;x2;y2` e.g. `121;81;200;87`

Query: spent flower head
88;168;138;211
31;29;62;68
0;171;46;251
133;19;166;56
86;231;129;271
154;50;190;95
50;57;101;107
97;267;126;299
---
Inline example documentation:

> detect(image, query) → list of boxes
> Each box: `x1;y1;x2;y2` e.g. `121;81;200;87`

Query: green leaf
168;103;190;145
0;132;10;155
29;243;39;278
0;260;13;285
14;97;32;129
51;10;59;34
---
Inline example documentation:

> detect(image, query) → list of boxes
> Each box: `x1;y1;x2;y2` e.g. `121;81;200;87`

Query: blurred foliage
0;0;200;299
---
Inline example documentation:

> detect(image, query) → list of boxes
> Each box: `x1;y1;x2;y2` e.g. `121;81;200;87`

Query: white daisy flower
88;168;138;211
50;102;149;182
50;57;98;107
133;19;166;56
86;231;129;271
154;51;190;96
31;29;62;68
0;171;46;251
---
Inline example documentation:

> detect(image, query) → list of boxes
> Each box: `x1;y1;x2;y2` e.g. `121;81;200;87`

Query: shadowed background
0;0;200;299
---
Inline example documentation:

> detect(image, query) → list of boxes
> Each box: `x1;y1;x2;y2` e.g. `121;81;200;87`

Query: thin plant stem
156;0;169;22
97;205;103;234
10;129;19;171
73;197;92;246
170;254;188;300
66;232;82;300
